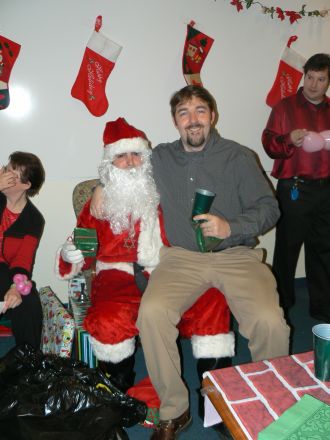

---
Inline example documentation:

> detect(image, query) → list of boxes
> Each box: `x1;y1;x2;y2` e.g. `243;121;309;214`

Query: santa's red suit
56;199;234;364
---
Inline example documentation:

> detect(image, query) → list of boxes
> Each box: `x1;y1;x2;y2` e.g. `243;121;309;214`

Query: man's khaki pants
137;246;290;420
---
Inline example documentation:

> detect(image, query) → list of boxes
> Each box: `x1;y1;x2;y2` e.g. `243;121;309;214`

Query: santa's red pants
84;268;234;362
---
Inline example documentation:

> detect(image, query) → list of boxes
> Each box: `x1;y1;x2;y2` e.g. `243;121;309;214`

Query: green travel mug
191;188;216;218
312;323;330;381
191;188;221;252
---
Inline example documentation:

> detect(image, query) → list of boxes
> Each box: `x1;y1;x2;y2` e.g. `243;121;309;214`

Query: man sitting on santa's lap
55;117;234;393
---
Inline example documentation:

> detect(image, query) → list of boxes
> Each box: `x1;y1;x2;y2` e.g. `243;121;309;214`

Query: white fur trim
89;335;136;363
191;332;235;359
54;247;84;280
96;260;134;275
138;215;163;268
87;31;122;62
282;46;306;72
103;137;150;162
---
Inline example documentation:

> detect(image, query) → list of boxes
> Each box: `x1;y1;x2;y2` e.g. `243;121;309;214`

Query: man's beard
186;123;206;148
98;156;159;236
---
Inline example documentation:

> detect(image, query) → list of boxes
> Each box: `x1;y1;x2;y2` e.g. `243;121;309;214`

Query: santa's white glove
61;241;84;264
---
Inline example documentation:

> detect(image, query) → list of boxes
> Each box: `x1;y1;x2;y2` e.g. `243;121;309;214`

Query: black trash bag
0;344;147;440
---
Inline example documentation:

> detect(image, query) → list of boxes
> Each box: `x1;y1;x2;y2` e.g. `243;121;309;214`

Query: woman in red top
0;151;45;349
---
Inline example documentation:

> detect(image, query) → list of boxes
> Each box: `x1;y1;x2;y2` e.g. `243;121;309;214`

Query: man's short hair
170;85;217;118
9;151;45;197
303;53;330;79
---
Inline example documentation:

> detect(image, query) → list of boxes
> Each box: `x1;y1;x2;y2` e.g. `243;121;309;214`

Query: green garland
223;1;329;24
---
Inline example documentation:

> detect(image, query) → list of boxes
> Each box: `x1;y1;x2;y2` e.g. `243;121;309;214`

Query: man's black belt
287;177;330;186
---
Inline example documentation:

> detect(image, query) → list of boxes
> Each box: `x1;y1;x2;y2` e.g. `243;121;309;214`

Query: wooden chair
72;179;99;218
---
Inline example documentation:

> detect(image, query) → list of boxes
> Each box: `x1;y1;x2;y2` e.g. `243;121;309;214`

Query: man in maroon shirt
262;53;330;323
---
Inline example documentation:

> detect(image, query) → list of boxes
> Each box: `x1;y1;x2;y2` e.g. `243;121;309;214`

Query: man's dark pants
273;178;330;322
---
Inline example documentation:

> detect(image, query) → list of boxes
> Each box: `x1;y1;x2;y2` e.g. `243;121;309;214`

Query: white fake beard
98;157;159;236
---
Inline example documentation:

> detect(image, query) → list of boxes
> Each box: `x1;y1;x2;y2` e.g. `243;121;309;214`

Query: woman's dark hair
9;151;45;197
303;53;330;79
170;85;217;118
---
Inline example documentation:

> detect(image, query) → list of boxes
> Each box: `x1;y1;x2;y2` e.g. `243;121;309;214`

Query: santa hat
103;117;150;161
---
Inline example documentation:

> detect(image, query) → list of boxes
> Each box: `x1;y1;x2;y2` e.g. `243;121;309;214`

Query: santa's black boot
98;355;136;392
197;356;232;434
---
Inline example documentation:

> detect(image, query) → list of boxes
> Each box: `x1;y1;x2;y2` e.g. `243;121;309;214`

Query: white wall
1;0;329;301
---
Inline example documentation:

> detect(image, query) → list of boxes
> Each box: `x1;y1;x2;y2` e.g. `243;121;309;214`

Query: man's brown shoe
150;409;192;439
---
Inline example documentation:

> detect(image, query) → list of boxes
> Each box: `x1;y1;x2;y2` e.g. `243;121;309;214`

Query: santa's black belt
133;262;148;293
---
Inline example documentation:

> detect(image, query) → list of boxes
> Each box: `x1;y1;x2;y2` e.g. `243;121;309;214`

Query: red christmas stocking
71;16;122;117
266;36;306;108
182;21;214;86
0;35;21;110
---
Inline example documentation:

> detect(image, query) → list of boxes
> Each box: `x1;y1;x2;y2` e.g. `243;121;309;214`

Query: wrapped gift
69;274;90;328
74;227;98;257
258;394;330;439
68;275;91;329
39;286;75;358
75;328;98;368
127;377;160;428
68;274;87;302
71;297;90;330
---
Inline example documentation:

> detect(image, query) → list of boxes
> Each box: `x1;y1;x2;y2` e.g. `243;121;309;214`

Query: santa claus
56;118;234;392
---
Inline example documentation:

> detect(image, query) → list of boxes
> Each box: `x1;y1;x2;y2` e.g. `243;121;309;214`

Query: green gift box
74;227;98;257
75;329;98;368
258;394;330;439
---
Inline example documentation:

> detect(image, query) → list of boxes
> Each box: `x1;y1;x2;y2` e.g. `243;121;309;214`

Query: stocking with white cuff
71;16;122;117
266;36;305;108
